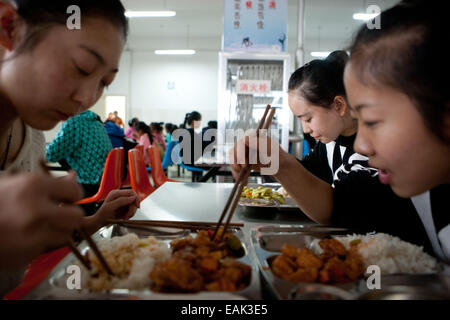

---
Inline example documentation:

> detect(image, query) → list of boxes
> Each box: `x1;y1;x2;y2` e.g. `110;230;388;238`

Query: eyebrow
352;104;373;112
296;112;310;118
78;45;119;73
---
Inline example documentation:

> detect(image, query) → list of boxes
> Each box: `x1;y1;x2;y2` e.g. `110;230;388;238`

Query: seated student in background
112;111;124;128
135;122;154;165
105;118;125;148
179;111;203;165
151;122;167;151
230;50;437;256
164;123;174;144
344;0;450;262
125;117;139;141
46;111;113;198
0;0;138;296
202;120;217;154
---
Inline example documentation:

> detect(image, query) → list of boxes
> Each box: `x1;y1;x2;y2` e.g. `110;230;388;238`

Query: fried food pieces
271;238;364;284
150;230;251;293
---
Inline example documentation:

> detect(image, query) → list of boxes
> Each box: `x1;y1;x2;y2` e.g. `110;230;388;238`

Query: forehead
344;63;378;109
345;63;418;115
37;17;124;67
288;92;325;116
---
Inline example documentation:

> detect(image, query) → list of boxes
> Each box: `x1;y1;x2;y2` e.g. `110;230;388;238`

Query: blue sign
224;0;288;53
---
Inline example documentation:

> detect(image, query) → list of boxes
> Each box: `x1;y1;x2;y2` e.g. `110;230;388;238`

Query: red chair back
121;171;131;188
76;148;124;204
147;147;179;187
128;149;156;200
135;145;144;156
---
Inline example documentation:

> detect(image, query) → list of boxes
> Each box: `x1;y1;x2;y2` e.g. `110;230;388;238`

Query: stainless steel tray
239;183;299;211
24;224;258;300
250;225;450;300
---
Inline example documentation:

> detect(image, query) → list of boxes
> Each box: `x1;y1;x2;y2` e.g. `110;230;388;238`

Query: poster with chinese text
223;0;288;53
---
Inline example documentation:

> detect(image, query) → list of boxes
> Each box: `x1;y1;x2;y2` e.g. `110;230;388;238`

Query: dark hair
11;0;128;56
135;122;153;144
349;1;449;143
128;117;139;127
150;122;164;133
288;50;349;108
207;121;218;129
182;111;202;128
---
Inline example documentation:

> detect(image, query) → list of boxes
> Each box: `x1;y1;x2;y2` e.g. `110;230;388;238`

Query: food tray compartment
251;225;450;300
26;225;257;299
251;225;360;300
239;183;300;211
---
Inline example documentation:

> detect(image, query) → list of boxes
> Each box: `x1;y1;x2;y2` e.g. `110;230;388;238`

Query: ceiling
121;0;400;54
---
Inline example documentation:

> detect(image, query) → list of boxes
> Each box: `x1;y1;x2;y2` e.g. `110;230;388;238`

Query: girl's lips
55;111;73;121
378;169;392;185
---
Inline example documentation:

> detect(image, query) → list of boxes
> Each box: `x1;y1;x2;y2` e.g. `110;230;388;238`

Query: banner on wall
223;0;288;53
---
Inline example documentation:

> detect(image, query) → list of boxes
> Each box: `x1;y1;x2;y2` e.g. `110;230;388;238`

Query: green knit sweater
46;111;113;185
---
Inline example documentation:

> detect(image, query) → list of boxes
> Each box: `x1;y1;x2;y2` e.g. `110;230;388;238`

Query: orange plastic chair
135;145;144;156
76;148;124;205
121;171;131;188
147;146;179;188
128;149;156;200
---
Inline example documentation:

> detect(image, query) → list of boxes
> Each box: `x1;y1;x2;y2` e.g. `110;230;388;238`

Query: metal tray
239;183;299;211
250;225;450;300
24;224;258;300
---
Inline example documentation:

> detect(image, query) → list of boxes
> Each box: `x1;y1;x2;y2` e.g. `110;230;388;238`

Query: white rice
79;233;171;291
312;233;439;275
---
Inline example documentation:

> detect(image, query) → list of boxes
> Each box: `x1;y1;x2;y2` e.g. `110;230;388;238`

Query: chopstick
39;160;114;276
107;219;244;230
67;239;91;270
212;105;276;242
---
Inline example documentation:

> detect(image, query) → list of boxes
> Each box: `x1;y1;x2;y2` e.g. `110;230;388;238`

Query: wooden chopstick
39;160;114;276
212;105;276;241
78;228;114;276
218;108;276;241
107;219;244;228
67;239;91;270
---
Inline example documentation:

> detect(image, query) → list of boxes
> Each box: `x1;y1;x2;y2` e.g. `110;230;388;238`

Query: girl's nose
302;122;311;134
354;129;374;157
72;83;101;109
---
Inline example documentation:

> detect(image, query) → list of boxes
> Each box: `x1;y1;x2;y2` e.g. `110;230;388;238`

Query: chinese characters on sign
224;0;287;53
234;0;241;29
257;0;264;29
236;80;272;94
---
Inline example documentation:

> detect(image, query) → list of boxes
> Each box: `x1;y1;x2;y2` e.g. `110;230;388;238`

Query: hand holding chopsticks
212;105;276;241
39;161;114;276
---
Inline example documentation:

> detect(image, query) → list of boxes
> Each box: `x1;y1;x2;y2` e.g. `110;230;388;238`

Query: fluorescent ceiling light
311;51;331;58
154;50;196;55
353;13;380;21
125;11;176;18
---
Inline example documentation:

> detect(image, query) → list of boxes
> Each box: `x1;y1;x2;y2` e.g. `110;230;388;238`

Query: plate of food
239;184;299;211
25;225;257;300
251;225;449;300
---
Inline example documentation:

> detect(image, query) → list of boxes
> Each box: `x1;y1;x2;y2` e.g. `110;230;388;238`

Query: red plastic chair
147;147;179;188
121;171;131;189
76;148;124;205
128;149;156;200
135;145;144;156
